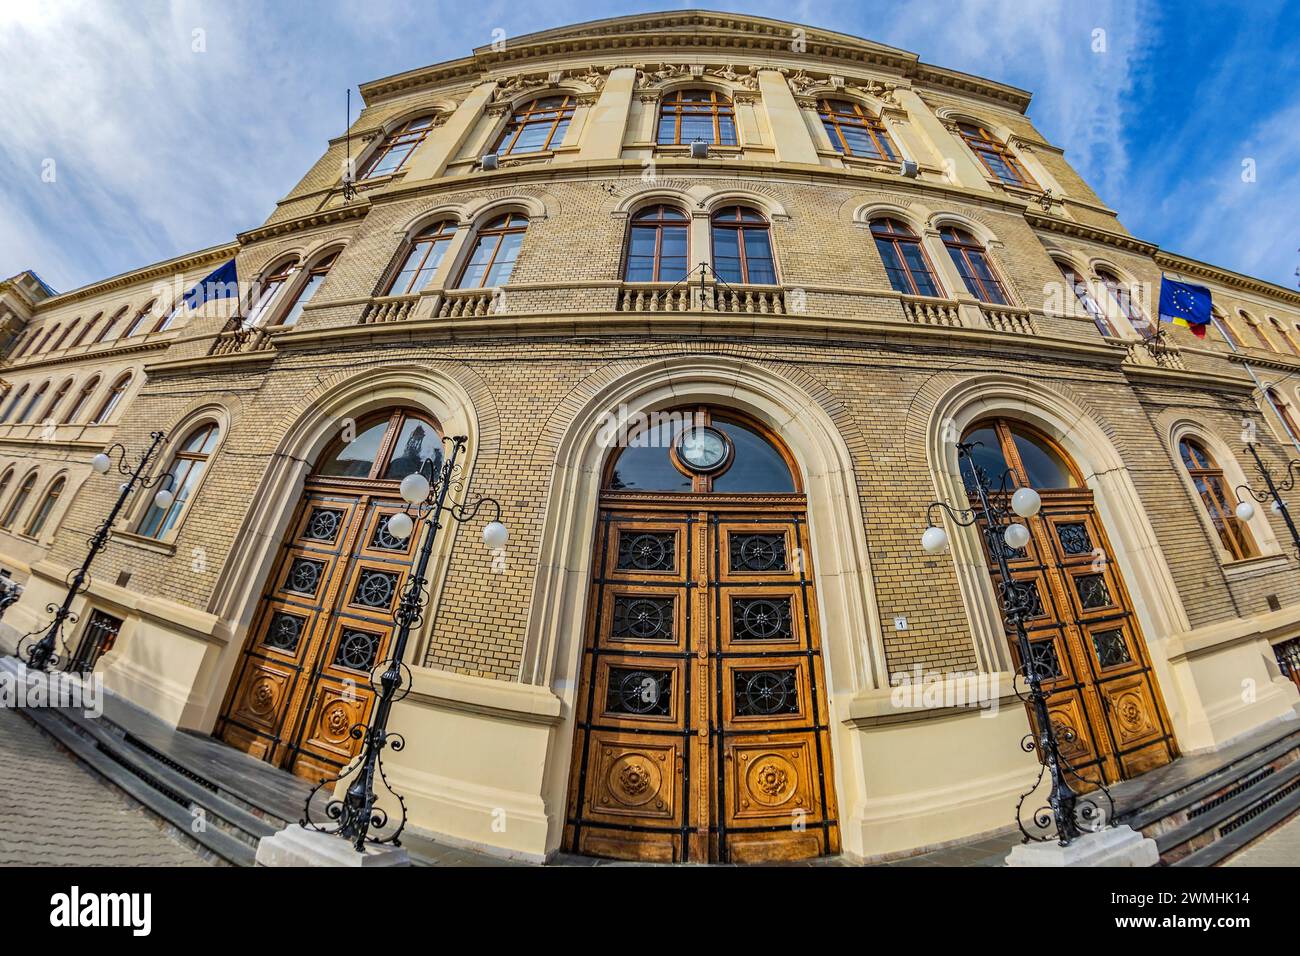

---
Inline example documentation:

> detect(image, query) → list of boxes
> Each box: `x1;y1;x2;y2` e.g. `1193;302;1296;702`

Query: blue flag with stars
182;259;239;310
1158;276;1211;338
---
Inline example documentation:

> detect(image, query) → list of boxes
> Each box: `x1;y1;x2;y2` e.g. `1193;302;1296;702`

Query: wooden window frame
657;89;737;147
1096;269;1152;337
44;378;73;420
940;226;1009;304
2;471;37;529
1178;438;1257;560
63;377;99;424
90;374;132;425
455;214;528;289
16;381;49;424
623;205;690;282
314;408;442;485
96;307;129;344
71;313;102;348
1210;312;1239;348
123;303;156;338
359;115;437;180
0;385;28;423
710;206;776;285
25;475;66;538
138;423;220;539
385;223;458;296
956;121;1036;188
494;97;575;156
273;251;339;327
1269;317;1300;356
817;99;897;160
871;218;943;298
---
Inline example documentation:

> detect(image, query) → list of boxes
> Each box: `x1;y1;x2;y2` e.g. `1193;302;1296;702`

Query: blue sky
1;0;1297;294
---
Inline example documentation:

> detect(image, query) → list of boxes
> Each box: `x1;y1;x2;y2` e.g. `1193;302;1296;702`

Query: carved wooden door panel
217;486;412;781
564;497;839;863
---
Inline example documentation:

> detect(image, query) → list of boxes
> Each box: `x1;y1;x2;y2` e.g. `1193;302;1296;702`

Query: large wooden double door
972;421;1177;785
565;494;840;863
216;484;415;781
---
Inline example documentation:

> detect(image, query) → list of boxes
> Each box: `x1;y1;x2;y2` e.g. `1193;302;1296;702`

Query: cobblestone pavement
1223;811;1300;867
0;707;212;867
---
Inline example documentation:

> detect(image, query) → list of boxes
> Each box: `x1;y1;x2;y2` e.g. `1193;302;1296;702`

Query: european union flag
182;259;239;310
1158;276;1211;338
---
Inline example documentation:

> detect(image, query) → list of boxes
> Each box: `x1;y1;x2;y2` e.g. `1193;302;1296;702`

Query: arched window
63;377;99;424
44;378;73;420
871;218;941;297
315;409;440;481
153;300;185;333
817;99;897;160
124;303;155;338
275;251;338;327
658;90;736;146
37;324;60;353
711;206;775;284
1056;261;1114;336
1267;388;1300;443
624;206;689;282
1178;438;1256;560
138;424;220;539
245;261;296;327
0;385;28;423
604;408;796;494
955;121;1035;187
2;472;37;528
90;373;132;425
71;313;102;348
456;213;527;288
1241;310;1272;350
25;475;66;537
1095;269;1152;336
386;222;458;295
940;226;1008;304
16;381;49;424
96;306;129;343
10;331;34;360
1269;317;1300;355
51;319;79;351
494;97;575;155
0;470;11;506
360;115;436;179
1210;310;1239;348
961;420;1080;492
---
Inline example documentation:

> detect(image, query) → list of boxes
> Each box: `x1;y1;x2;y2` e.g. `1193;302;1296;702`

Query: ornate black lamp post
20;431;173;672
1233;441;1300;556
302;434;506;852
920;440;1112;846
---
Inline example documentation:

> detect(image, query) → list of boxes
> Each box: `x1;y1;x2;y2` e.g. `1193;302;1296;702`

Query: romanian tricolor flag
1158;276;1212;338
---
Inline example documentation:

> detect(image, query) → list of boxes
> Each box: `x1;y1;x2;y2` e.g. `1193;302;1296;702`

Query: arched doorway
564;406;840;863
963;419;1177;784
216;408;438;782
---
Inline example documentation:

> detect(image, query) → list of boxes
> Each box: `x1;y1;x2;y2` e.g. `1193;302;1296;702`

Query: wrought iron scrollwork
1235;441;1300;558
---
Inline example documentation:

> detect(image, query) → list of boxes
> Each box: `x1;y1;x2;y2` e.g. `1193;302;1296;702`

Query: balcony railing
207;325;274;357
616;284;786;315
980;304;1037;336
360;294;420;325
900;295;962;327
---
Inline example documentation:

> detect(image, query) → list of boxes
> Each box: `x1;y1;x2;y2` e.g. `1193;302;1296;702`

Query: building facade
2;11;1299;863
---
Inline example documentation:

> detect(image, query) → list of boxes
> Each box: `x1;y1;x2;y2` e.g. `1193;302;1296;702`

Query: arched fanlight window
604;407;797;494
955;121;1035;187
495;97;575;155
63;377;99;424
1055;261;1113;336
1241;310;1272;350
245;261;297;327
1268;317;1300;356
360;115;436;180
940;226;1008;304
124;303;156;338
1210;310;1239;348
817;99;897;160
96;306;129;343
1;472;37;528
71;312;102;348
153;299;185;333
1095;269;1152;337
657;90;737;146
386;222;458;296
138;424;220;539
315;409;440;481
0;385;29;423
25;475;66;537
44;378;73;420
711;206;775;284
961;419;1080;493
624;205;689;282
16;381;49;424
275;251;338;327
90;373;132;425
871;218;941;297
456;213;527;289
1178;438;1256;560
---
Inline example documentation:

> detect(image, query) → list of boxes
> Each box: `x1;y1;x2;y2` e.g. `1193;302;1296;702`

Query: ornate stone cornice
1154;252;1300;307
1024;212;1158;256
33;243;237;313
236;202;371;247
